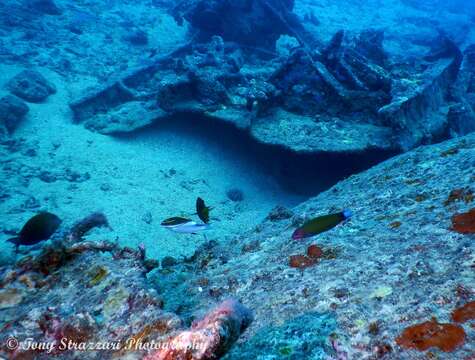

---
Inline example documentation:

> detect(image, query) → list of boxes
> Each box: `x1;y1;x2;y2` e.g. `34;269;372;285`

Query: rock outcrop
69;28;474;158
7;70;56;103
0;214;251;360
170;0;319;50
156;132;475;359
0;95;29;135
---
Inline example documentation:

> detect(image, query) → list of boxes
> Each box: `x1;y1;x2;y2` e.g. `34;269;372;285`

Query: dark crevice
115;112;400;197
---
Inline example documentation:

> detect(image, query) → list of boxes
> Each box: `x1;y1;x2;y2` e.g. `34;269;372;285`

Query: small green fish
292;210;352;240
7;212;62;248
196;197;212;224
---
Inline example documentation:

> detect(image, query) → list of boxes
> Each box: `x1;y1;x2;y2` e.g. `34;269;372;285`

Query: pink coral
144;299;252;360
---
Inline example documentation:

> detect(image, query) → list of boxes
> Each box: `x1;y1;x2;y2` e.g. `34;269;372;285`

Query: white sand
0;64;302;262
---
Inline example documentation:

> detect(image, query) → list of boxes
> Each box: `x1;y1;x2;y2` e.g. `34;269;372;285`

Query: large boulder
0;94;29;134
7;70;56;103
171;0;319;50
378;36;463;149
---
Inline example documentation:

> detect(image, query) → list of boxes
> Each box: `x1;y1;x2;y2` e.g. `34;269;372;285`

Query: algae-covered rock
0;94;29;133
0;288;24;309
251;109;394;153
223;312;336;359
83;101;167;134
7;70;57;103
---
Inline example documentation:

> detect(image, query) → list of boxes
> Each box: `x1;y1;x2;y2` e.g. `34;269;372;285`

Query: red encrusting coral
307;244;323;259
143;299;252;360
451;208;475;234
289;244;324;269
395;318;466;352
452;301;475;323
289;255;316;269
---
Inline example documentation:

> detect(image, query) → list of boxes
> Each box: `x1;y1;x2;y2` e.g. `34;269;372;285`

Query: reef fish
161;217;210;234
196;197;212;224
292;210;352;240
161;217;192;227
7;212;62;247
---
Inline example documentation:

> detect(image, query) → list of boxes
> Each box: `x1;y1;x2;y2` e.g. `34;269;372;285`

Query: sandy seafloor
0;63;303;263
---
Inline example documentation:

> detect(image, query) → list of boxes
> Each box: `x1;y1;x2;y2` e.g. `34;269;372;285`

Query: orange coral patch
451;208;475;234
452;301;475;323
396;318;465;352
307;244;323;259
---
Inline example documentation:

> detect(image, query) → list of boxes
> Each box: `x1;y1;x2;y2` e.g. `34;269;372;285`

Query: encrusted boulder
0;94;29;133
447;103;475;136
378;36;463;149
171;0;319;50
7;70;57;103
83;101;167;135
157;132;475;360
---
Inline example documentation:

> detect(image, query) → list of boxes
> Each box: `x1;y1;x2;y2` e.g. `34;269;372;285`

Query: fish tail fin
292;229;305;240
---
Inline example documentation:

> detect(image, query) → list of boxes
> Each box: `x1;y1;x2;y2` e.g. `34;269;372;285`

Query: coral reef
0;1;475;360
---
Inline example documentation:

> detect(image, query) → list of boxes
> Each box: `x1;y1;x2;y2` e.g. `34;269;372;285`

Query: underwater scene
0;0;475;359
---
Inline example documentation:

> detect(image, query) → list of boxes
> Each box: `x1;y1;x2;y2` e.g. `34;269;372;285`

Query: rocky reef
0;213;251;359
1;131;473;360
68;10;475;161
156;132;475;359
